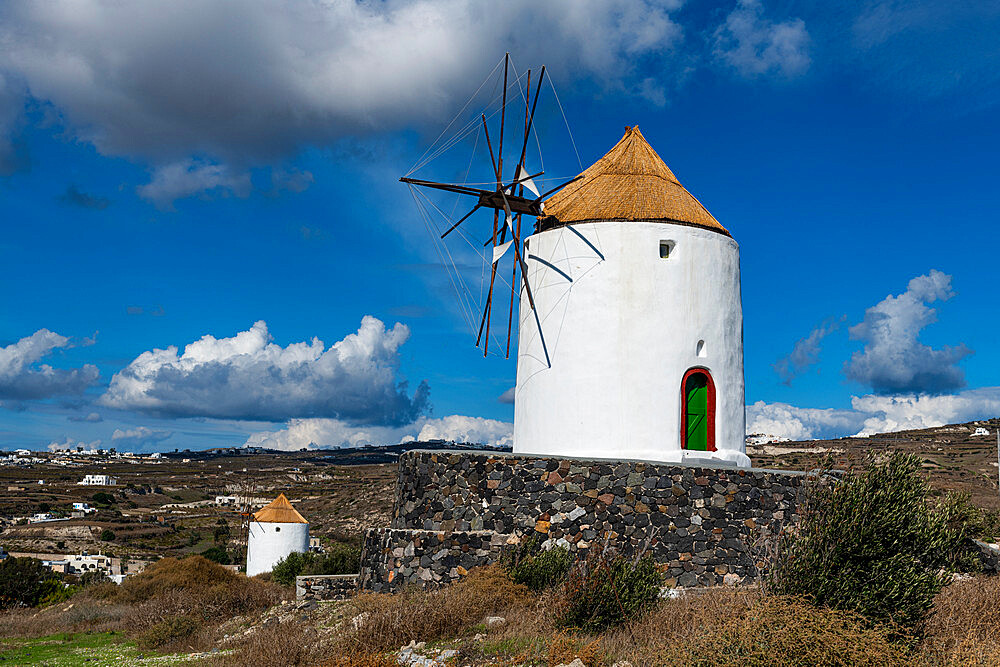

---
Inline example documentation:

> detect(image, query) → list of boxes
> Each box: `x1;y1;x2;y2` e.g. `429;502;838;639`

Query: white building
974;427;990;437
514;127;750;467
66;552;112;575
78;474;118;486
215;495;239;505
72;502;97;514
246;493;309;577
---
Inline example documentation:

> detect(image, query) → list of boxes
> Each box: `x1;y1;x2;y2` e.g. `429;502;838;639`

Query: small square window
275;526;281;532
659;241;675;259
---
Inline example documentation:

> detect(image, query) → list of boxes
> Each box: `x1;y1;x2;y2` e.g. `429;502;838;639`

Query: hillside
748;418;1000;510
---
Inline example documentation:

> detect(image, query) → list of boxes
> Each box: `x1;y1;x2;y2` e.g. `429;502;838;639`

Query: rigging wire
409;186;478;334
547;75;583;171
406;56;504;177
407;69;532;176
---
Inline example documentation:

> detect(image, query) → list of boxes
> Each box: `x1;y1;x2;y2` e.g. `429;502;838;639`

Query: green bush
270;543;361;587
92;492;115;505
100;528;116;541
200;545;232;564
0;557;64;608
770;452;977;630
556;547;663;632
500;538;573;592
79;570;110;587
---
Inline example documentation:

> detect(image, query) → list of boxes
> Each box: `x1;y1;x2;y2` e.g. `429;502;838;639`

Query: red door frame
680;368;717;452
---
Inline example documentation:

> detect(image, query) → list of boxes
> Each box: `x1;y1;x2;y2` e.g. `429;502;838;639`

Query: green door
685;373;709;451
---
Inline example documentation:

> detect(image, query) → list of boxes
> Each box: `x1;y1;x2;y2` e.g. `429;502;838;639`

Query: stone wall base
359;450;806;593
295;574;359;601
360;528;510;593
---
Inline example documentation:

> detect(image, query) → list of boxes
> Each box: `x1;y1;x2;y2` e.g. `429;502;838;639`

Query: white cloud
773;316;844;384
714;0;810;78
111;426;173;448
244;414;512;450
414;415;513;447
498;387;515;404
844;269;971;394
47;436;101;452
100;316;429;424
852;388;1000;435
748;386;1000;440
0;329;99;401
136;160;251;210
0;0;686;203
746;400;864;441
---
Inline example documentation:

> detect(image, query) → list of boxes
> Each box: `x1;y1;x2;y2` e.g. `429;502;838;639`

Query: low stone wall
295;574;359;601
360;528;509;593
358;450;807;592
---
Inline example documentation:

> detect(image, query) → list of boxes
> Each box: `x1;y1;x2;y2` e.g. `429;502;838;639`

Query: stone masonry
296;574;360;601
359;450;806;593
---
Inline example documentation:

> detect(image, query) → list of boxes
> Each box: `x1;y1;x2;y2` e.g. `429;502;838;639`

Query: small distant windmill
401;54;578;358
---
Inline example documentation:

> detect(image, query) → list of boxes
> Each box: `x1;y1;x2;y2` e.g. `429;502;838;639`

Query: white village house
246;494;309;577
78;474;118;486
513;127;749;467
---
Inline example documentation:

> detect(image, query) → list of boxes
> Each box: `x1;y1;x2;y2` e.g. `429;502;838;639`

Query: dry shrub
116;556;283;614
603;589;909;666
333;565;533;654
319;652;398;667
0;599;129;638
547;632;601;666
921;575;1000;665
3;556;283;654
221;620;322;667
138;614;202;649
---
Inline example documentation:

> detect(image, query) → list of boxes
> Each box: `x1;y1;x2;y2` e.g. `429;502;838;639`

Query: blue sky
1;0;999;452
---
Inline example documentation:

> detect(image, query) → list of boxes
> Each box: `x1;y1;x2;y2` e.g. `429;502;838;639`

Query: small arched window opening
681;368;716;452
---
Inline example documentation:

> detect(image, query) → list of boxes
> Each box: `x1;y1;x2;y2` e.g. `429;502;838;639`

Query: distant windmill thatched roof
538;126;729;236
253;493;307;524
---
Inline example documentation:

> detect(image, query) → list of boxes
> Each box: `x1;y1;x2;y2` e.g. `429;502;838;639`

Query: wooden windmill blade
400;53;557;359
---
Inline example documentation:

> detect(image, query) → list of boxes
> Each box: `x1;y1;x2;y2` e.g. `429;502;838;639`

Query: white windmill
246;493;309;577
403;57;749;468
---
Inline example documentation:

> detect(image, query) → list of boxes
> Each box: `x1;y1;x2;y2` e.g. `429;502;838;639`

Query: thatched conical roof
253;493;307;524
538;126;729;236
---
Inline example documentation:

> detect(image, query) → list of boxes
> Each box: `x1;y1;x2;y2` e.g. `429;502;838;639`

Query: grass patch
0;631;210;666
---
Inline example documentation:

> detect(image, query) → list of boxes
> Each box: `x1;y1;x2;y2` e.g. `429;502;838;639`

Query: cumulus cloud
852;389;1000;436
714;0;810;78
57;185;110;210
244;414;512;450
100;316;429;424
746;400;865;441
773;316;844;384
47;436;101;452
110;426;173;448
498;387;515;404
747;387;1000;441
844;270;972;394
0;0;686;202
0;329;100;401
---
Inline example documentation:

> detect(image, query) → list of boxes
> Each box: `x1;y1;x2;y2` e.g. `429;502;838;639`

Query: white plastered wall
246;521;310;577
513;221;749;467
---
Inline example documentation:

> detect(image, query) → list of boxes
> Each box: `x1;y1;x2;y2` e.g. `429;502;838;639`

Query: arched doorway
681;368;716;452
